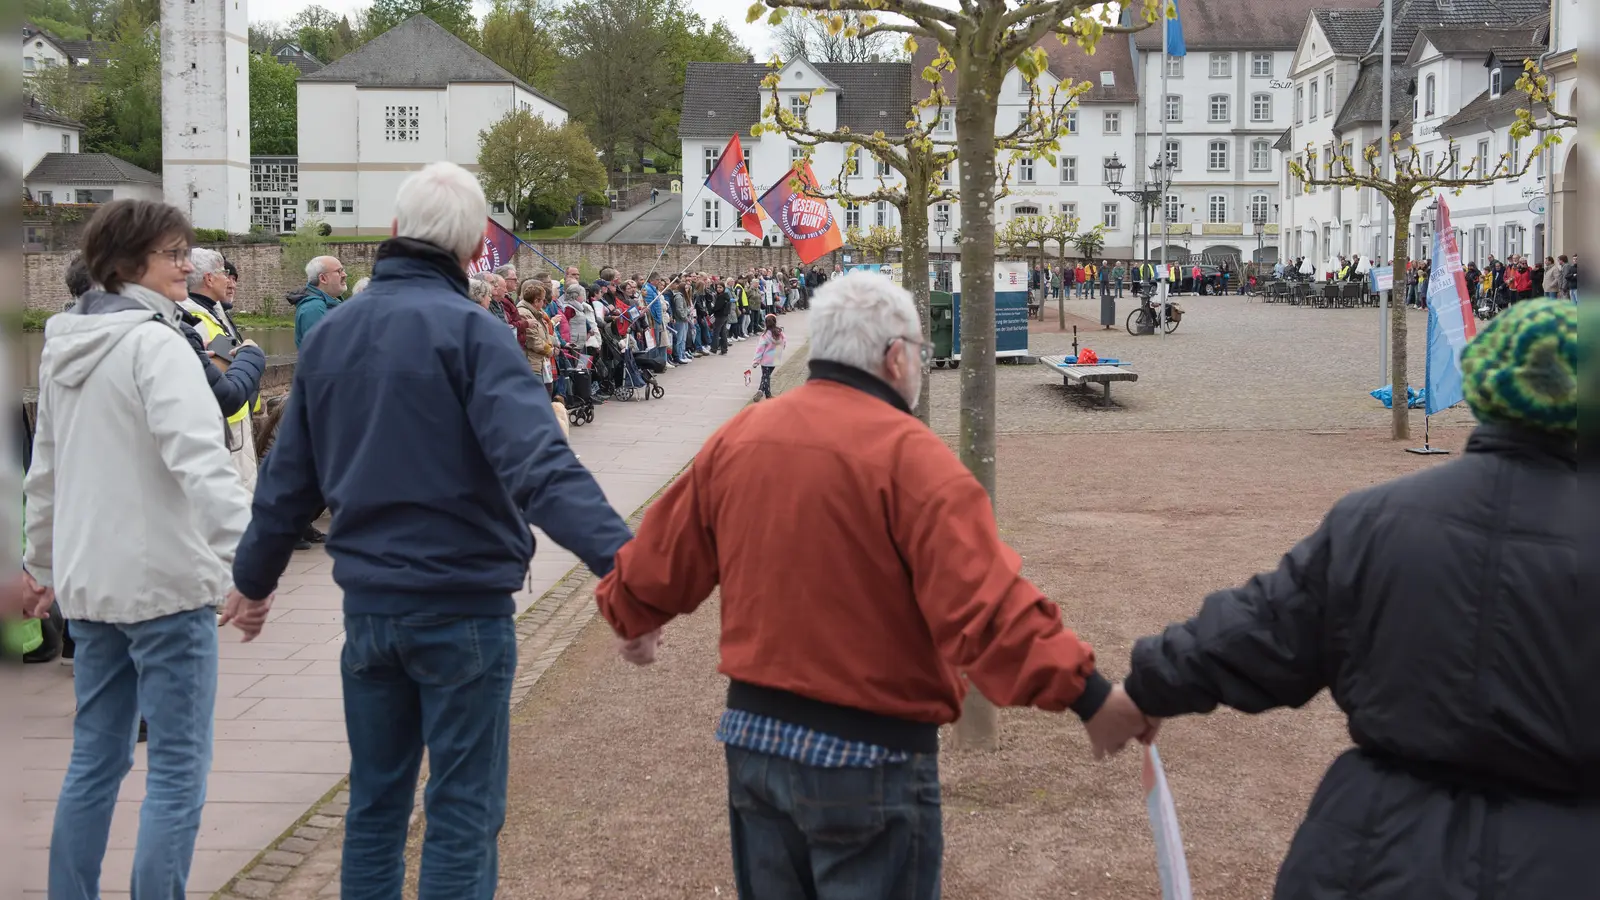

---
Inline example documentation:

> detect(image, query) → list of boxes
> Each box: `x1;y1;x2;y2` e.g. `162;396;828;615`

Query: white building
161;0;252;233
295;15;567;236
1130;0;1332;266
249;155;300;234
24;153;165;206
679;33;1142;260
21;22;106;76
15;94;83;177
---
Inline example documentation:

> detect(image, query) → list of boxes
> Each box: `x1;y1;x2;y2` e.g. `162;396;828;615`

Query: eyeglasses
887;336;933;366
150;247;192;265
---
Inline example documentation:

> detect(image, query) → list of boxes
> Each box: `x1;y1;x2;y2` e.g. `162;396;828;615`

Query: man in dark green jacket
292;256;348;349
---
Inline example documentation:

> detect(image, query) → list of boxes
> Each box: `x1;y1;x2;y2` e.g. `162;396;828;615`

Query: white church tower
161;0;250;233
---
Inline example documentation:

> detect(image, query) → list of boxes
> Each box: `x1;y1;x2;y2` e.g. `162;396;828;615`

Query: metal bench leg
1102;382;1112;407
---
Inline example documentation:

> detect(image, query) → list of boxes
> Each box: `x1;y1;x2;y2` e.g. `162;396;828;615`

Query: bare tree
846;224;902;262
770;10;908;62
756;0;1155;751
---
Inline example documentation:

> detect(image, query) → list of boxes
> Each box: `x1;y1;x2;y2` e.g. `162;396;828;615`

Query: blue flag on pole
1166;0;1187;57
1423;199;1476;415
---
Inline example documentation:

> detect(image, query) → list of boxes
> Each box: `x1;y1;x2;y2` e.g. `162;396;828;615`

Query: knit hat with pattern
1459;298;1576;435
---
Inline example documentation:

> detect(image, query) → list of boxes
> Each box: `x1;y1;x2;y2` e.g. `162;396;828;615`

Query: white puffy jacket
24;285;252;623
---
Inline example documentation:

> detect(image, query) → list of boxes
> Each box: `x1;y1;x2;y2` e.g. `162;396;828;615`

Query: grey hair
187;247;226;290
394;161;488;260
808;271;919;375
564;283;587;301
351;276;371;295
493;264;517;280
467;277;494;304
306;255;338;284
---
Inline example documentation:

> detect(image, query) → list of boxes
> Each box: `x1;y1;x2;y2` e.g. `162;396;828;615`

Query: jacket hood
45;287;179;389
286;287;311;306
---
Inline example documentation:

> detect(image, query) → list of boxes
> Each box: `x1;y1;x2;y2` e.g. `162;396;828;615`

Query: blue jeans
725;745;943;900
340;613;517;900
674;321;692;361
50;607;218;900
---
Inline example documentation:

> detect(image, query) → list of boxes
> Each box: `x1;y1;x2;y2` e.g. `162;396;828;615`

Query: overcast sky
251;0;774;56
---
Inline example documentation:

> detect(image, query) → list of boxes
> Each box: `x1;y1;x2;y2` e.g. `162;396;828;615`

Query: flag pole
645;180;711;285
1408;199;1451;455
510;234;566;274
673;220;742;280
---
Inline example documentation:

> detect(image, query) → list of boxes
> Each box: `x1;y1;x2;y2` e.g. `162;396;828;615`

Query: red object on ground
1077;348;1099;364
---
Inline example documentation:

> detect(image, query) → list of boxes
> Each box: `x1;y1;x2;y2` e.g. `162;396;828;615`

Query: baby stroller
632;345;669;401
595;328;643;402
554;347;595;426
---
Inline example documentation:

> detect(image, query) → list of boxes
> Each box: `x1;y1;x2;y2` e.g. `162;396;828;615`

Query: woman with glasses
22;199;254;899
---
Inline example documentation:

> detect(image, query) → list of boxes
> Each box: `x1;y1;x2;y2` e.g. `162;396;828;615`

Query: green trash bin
929;290;955;363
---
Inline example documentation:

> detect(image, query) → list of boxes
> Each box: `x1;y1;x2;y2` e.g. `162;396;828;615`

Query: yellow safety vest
183;302;258;425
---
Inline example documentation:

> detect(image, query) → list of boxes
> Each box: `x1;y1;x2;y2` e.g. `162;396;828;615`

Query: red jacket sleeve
897;466;1110;719
594;452;720;640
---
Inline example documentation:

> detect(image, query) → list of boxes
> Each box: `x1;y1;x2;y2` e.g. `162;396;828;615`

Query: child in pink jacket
748;314;786;401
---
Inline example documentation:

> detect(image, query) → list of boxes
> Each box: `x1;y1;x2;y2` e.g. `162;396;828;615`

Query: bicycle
1126;285;1182;335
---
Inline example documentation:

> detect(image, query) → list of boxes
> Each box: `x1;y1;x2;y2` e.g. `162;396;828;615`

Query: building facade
16;95;83;178
295;15;566;236
249;155;300;234
24;153;165;206
160;0;252;233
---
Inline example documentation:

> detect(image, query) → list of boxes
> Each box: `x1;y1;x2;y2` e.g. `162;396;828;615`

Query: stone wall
24;240;846;313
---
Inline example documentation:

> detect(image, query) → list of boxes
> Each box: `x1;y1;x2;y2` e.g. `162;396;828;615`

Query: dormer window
1489;66;1502;98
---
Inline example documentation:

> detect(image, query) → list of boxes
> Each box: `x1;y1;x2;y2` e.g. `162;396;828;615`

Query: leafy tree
249;53;298;156
82;5;161;172
363;0;478;46
1072;222;1106;260
28;59;102;123
477;110;608;230
289;6;363;63
248;22;290;54
758;0;1159;751
770;10;907;62
845;224;901;262
479;0;564;94
26;0;117;37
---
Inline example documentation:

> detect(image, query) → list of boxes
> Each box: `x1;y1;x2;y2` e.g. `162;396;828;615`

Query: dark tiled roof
1314;8;1386;57
678;61;914;140
271;43;325;75
1413;25;1511;55
23;94;82;129
25;152;161;185
301;15;564;110
1272;129;1293;152
1365;0;1549;64
1333;61;1415;131
1134;0;1336;51
1489;46;1542;65
1439;87;1543;133
57;38;110;67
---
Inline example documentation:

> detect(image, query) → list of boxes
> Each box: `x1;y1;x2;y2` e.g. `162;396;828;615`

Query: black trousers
713;316;729;353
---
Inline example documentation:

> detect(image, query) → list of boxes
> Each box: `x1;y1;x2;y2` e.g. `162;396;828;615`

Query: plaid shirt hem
716;709;911;768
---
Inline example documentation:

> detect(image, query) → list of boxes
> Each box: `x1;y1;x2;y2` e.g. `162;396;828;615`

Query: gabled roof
1134;0;1336;51
272;42;325;75
1439;87;1542;135
678;61;914;140
300;15;564;110
1272;129;1293;152
23;94;82;129
1332;60;1415;131
25;152;161;185
1313;8;1386;57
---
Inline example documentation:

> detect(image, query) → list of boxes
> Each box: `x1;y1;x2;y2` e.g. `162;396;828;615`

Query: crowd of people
1270;252;1580;311
8;157;1582;900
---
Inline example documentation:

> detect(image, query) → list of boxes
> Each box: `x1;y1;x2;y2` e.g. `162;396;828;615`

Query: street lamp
1252;204;1267;265
1102;153;1170;269
934;210;951;291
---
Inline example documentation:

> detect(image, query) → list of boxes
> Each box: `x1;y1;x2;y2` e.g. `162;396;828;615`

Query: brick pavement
15;314;807;900
928;294;1475;436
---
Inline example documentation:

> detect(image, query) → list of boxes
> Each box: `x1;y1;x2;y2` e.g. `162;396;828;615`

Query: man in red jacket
594;271;1154;899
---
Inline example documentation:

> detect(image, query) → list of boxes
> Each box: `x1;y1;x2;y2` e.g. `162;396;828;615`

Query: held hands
1083;685;1162;760
219;588;275;642
19;571;54;619
617;628;663;666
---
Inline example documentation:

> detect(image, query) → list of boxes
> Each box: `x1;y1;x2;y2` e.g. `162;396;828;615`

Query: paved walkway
16;316;807;900
583;196;684;244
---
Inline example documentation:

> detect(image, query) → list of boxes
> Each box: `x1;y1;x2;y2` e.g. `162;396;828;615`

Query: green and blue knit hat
1460;299;1577;435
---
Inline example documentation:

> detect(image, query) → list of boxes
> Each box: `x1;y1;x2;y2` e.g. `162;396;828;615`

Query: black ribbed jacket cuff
1069;670;1113;721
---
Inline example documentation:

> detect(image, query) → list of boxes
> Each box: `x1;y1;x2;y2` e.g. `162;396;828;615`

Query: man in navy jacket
226;161;632;900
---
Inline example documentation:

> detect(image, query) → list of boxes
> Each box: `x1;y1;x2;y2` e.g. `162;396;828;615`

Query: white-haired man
185;247;263;488
594;271;1154;898
292;256;346;350
228;160;633;900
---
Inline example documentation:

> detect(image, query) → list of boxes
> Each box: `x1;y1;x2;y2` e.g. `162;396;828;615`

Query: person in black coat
709;279;732;355
1119;299;1586;900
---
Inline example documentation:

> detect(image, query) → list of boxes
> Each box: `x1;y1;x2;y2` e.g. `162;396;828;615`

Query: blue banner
952;261;1031;359
1423;200;1476;415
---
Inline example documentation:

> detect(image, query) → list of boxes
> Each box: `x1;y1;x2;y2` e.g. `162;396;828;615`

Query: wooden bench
1039;355;1139;407
1026;290;1043;320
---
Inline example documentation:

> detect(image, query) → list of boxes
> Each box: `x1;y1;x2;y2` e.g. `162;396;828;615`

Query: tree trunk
1057;240;1067;330
949;55;1001;752
899;183;933;424
1388;205;1412;441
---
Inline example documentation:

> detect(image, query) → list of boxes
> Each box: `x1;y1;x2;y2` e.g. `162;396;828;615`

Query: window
1476;139;1490;177
1423;152;1434;175
1063;110;1079;134
1251;52;1272;78
1013;204;1040;219
1016;68;1031;95
1164;193;1181;223
1163;139;1181;170
1251;93;1271;122
1324;72;1334;115
1208;139;1229;171
341;199;353;214
39;191;53;205
703;147;718;178
790;146;804;166
1309;81;1319;120
1060;156;1078;184
1103;110;1121;134
24;56;36;71
1249;192;1270;224
1323;144;1334;180
703;199;721;230
1163;94;1182;123
1209;94;1229;122
1490;67;1502;97
744;147;751;171
1018;156;1034;183
940;164;952;185
1209;52;1231;78
1295;86;1304;124
1101;202;1120;230
849;147;863;177
844;202;861;229
937;109;953;134
1250;139;1271;171
875;201;890;227
875;156;889;178
1208;193;1228;223
306;199;320;213
1423;75;1437;116
60;133;71;152
1166;56;1183;77
1059;202;1077;220
1508;133;1520;173
788;95;808;124
384;105;420;142
250;160;298;194
491;200;507;215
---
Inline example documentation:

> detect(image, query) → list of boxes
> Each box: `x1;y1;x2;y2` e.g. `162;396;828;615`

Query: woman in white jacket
22;200;255;899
